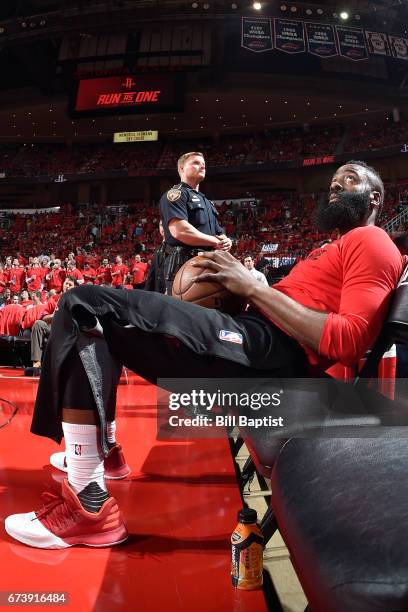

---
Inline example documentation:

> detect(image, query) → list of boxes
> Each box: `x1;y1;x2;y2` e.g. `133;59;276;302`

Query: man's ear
371;191;381;206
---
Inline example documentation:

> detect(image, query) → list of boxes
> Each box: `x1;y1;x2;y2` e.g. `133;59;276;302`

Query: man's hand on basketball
192;251;258;298
214;234;232;251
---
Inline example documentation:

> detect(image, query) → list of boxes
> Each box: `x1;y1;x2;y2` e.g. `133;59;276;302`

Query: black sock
78;481;109;513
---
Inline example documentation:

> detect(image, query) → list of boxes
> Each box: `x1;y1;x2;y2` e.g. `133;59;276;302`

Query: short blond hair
177;151;204;176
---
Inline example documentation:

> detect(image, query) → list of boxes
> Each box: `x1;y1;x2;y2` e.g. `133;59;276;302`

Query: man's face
21;291;28;301
4;289;11;299
316;164;375;233
102;259;108;266
244;257;254;270
12;295;19;304
179;155;206;184
115;257;122;264
63;279;75;292
135;255;141;263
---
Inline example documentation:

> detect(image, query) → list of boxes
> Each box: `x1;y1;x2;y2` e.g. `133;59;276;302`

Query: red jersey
47;268;65;292
21;302;48;330
132;262;148;285
38;267;49;284
81;267;97;284
270;226;403;368
76;254;85;269
66;268;84;284
111;264;128;287
0;304;25;335
26;267;42;292
0;270;6;294
8;267;25;293
96;265;112;285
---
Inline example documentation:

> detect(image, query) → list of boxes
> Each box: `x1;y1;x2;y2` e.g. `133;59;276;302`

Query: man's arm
168;219;227;249
193;229;402;366
192;251;327;350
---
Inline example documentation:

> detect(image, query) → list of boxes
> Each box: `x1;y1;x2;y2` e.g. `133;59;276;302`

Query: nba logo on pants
75;444;82;456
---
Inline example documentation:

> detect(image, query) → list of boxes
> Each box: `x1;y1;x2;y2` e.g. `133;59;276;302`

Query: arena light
290;6;298;13
340;11;349;20
231;2;238;8
253;2;262;10
316;8;323;15
280;3;287;10
354;14;361;20
305;8;312;15
191;1;199;7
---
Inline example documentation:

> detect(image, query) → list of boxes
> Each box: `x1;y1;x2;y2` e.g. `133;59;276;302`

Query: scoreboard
70;74;184;117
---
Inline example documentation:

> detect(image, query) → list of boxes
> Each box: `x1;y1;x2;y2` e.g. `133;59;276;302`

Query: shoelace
33;489;78;532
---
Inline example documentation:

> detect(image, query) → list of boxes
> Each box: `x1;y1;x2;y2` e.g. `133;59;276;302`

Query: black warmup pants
31;285;306;451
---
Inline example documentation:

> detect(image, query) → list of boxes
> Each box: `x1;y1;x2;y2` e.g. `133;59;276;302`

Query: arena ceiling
0;0;406;141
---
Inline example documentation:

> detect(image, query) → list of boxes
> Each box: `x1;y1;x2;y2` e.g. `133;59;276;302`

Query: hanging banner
365;31;391;56
389;35;408;60
274;19;305;54
335;26;368;61
241;17;273;53
305;22;338;58
113;131;158;143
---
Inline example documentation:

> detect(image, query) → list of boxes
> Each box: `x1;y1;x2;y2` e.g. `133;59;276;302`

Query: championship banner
335;26;368;61
389;35;408;60
305;23;338;58
274;19;305;54
365;31;390;56
241;17;273;53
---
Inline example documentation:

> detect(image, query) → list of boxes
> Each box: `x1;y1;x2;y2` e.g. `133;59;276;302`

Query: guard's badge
167;188;182;202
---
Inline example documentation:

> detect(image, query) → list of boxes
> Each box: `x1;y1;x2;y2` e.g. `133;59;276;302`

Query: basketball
172;255;245;314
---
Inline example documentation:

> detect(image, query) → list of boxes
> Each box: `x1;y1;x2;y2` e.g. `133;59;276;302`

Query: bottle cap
238;508;257;524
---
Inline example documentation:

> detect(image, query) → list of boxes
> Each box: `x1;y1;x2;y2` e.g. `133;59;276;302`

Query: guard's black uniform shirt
159;182;223;247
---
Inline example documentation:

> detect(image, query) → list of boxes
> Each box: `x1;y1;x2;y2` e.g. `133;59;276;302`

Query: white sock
62;422;106;495
107;420;116;445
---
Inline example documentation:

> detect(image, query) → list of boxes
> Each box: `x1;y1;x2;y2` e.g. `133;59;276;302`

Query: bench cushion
271;437;408;612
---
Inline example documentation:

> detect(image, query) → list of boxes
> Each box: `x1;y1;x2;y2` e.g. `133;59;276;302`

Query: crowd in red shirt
0;182;407;339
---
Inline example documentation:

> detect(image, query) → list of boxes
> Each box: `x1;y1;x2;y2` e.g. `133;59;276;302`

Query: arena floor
0;367;299;612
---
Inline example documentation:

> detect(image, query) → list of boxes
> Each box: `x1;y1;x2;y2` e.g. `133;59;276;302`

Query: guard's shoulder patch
167;188;182;202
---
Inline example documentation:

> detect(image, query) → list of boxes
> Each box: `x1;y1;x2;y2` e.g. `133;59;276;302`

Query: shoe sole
5;521;129;549
105;468;131;480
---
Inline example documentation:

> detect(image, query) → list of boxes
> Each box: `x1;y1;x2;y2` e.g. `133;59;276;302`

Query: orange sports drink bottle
231;508;264;590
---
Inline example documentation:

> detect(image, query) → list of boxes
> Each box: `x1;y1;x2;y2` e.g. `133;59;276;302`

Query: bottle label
231;527;264;590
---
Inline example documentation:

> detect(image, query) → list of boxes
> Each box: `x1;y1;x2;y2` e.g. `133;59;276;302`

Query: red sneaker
50;443;131;480
5;479;128;549
104;444;131;480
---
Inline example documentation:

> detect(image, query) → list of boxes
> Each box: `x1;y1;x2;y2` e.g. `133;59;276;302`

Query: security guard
159;151;232;293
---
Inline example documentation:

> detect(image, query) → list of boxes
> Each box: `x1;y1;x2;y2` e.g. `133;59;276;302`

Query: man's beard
315;190;371;233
